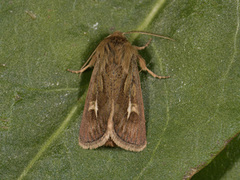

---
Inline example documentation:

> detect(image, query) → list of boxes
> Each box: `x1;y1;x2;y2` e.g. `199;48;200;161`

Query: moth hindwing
68;31;171;152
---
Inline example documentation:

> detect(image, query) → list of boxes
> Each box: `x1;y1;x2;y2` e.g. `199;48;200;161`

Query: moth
68;31;173;152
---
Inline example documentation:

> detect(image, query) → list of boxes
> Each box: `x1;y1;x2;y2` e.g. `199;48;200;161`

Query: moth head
108;31;125;38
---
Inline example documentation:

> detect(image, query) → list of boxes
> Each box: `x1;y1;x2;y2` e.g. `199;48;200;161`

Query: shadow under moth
68;31;173;152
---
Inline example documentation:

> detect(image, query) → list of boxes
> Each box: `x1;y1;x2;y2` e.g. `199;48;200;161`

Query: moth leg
67;48;97;74
135;38;152;50
137;55;170;79
67;64;92;74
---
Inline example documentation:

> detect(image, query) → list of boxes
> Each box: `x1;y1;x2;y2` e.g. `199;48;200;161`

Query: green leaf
1;0;239;179
192;133;240;180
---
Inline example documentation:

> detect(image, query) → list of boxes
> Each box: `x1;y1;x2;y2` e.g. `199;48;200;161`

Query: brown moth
68;31;173;152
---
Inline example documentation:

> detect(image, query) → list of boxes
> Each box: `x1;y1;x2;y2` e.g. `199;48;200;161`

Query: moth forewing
68;31;171;152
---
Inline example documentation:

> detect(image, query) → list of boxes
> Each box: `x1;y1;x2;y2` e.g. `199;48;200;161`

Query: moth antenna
123;31;174;41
